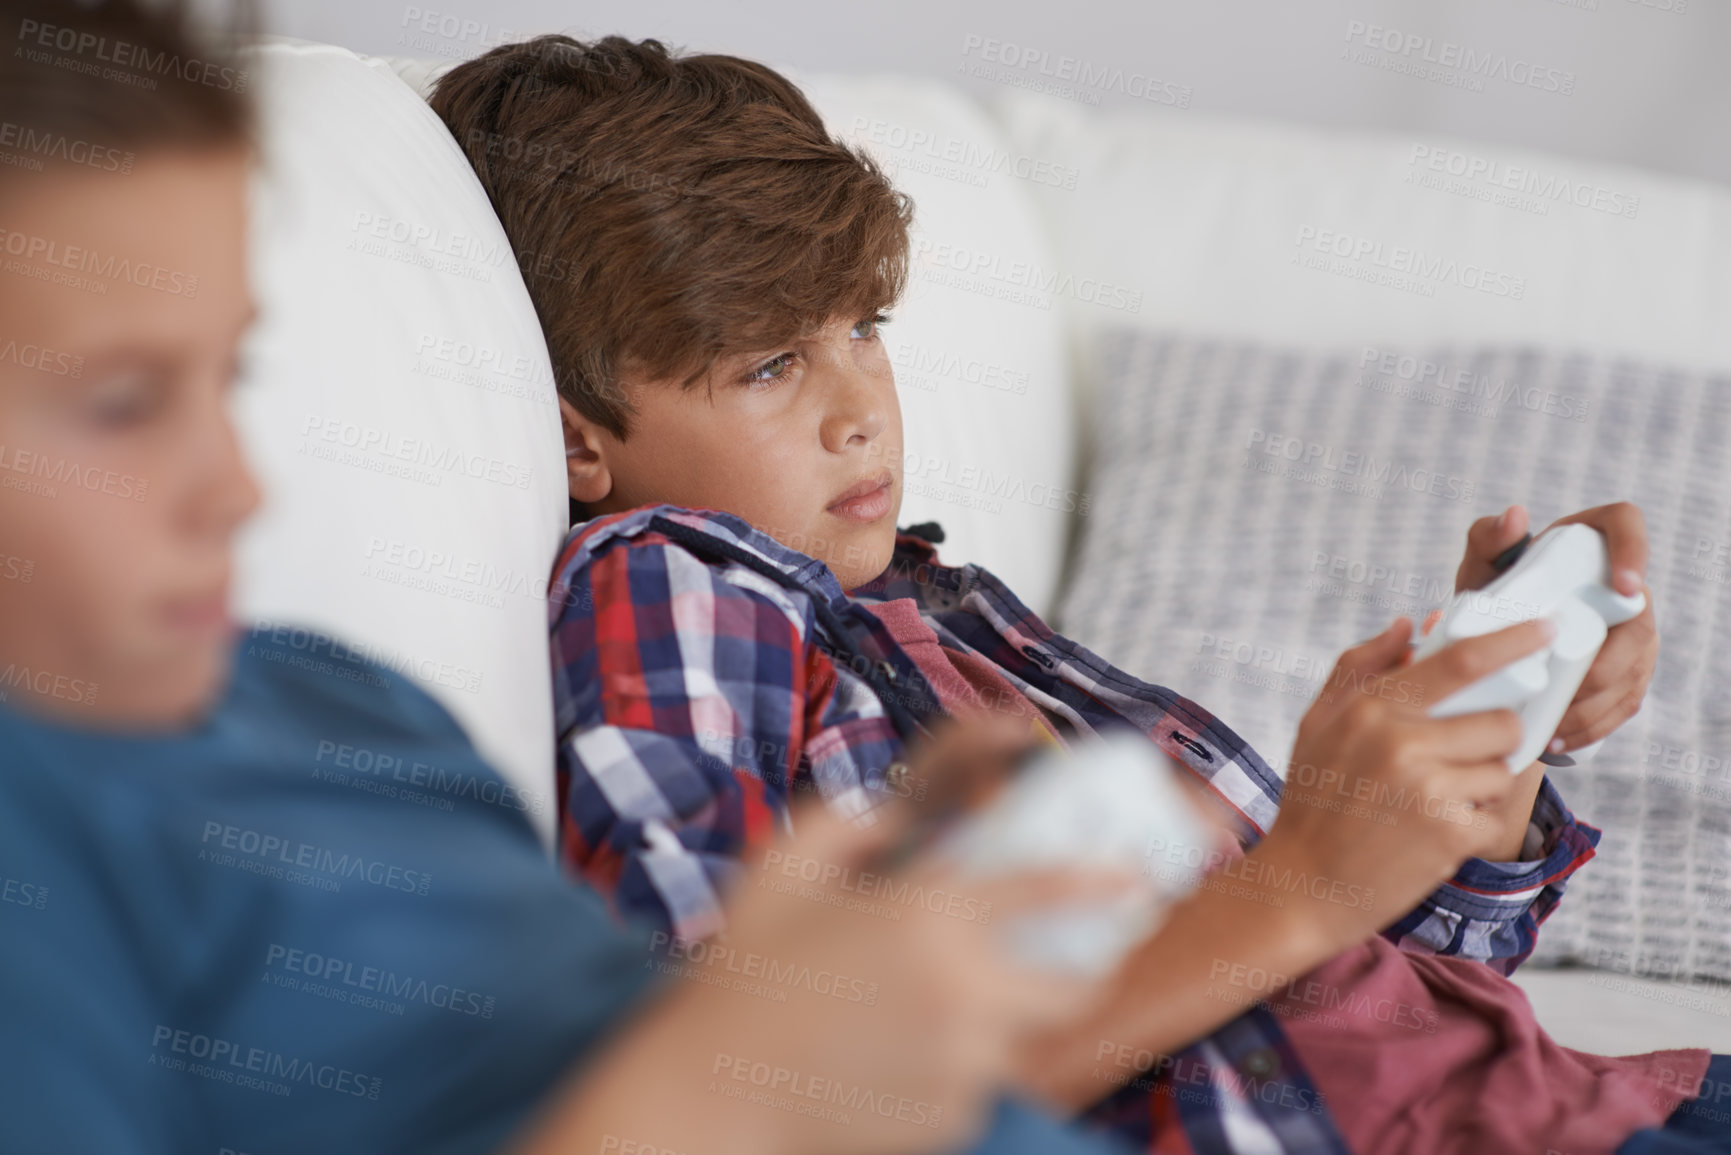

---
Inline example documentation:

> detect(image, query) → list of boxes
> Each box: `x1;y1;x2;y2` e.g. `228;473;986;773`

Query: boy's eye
851;312;891;341
744;352;797;387
739;313;891;387
86;371;166;428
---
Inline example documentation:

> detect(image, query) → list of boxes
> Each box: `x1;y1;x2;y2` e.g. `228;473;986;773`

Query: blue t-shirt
0;627;1122;1155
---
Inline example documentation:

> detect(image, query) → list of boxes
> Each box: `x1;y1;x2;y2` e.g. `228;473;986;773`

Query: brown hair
0;0;253;167
430;35;914;439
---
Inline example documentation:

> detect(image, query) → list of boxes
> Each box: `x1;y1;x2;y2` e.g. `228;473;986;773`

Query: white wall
261;0;1729;188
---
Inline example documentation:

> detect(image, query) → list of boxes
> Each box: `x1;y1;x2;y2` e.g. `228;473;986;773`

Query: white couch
239;37;1731;1058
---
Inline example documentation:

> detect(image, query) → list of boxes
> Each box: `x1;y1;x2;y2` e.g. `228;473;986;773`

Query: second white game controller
934;730;1213;976
1411;523;1646;772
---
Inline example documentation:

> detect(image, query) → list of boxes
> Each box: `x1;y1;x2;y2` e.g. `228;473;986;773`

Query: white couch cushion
235;40;567;845
984;91;1731;433
1058;329;1731;984
1512;967;1731;1056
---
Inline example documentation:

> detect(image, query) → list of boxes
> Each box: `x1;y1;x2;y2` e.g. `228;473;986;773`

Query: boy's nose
186;401;263;540
821;365;891;452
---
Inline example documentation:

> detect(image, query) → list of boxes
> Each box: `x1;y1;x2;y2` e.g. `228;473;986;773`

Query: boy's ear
558;396;615;505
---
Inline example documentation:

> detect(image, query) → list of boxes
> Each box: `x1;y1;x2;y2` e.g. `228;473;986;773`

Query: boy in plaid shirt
433;35;1704;1155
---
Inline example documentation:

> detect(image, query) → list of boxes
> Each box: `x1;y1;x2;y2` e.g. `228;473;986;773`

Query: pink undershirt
857;596;1711;1153
856;597;1060;740
1267;937;1706;1154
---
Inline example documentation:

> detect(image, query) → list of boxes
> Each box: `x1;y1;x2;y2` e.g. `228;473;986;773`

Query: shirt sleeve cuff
1381;775;1601;972
1449;773;1600;894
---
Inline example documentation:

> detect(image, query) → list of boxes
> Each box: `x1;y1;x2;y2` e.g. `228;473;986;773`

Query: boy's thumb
1347;617;1413;670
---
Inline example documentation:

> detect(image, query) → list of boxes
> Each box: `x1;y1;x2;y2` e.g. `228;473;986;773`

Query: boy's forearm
1012;835;1353;1113
1476;760;1547;862
509;984;795;1155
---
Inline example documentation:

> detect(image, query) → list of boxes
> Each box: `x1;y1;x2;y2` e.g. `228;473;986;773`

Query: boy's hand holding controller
964;507;1655;1112
1451;502;1657;763
1418;520;1646;773
1261;612;1558;953
1007;619;1564;1111
1266;502;1654;949
573;718;1137;1155
1415;503;1654;861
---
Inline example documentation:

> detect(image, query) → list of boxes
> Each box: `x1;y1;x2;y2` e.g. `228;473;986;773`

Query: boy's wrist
1473;761;1547;862
1014;837;1361;1112
641;982;806;1155
516;981;799;1155
1231;834;1370;964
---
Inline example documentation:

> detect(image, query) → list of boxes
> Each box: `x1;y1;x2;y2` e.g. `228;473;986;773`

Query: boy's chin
95;636;238;733
828;525;897;591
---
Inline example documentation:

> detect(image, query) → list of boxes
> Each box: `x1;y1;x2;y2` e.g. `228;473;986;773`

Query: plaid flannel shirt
549;503;1601;1155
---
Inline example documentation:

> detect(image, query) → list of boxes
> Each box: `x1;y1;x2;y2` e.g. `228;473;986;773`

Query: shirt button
1238;1047;1279;1080
876;660;899;685
886;762;910;789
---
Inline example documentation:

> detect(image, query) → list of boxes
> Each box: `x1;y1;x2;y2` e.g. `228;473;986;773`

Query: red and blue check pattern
549;503;1601;1155
549;506;907;942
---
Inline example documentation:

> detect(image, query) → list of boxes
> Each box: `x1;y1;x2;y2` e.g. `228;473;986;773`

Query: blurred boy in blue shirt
0;3;1128;1153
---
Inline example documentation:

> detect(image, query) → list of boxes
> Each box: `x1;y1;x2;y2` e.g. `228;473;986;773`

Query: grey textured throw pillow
1058;330;1731;982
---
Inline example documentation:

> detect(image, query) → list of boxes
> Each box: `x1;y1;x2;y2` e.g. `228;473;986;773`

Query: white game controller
935;730;1214;976
1411;523;1646;772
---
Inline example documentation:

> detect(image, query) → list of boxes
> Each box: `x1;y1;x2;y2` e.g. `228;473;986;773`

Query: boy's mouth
826;470;895;524
162;583;233;638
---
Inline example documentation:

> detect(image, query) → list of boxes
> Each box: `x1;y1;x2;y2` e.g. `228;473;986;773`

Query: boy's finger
852;715;1042;876
1446;763;1517;812
1552;683;1644;752
1424;708;1525;765
1455;505;1529;593
1551;502;1649;597
903;713;1036;812
1550;592;1656;754
1330;617;1413;682
1572;607;1656;700
1409;617;1556;702
1312;618;1411;712
943;867;1148;919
